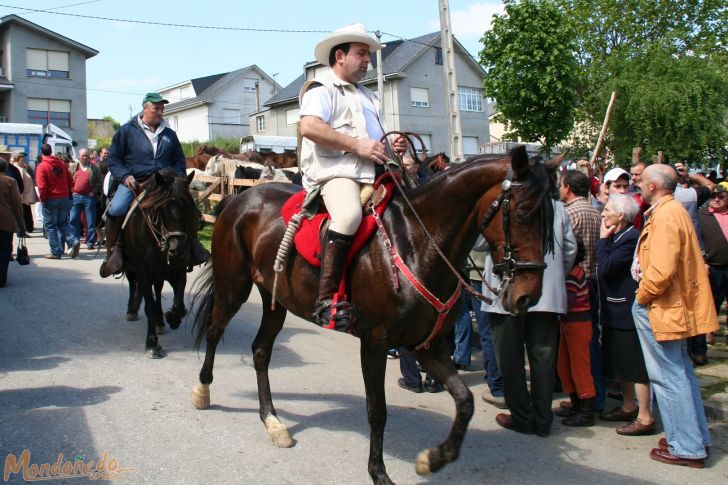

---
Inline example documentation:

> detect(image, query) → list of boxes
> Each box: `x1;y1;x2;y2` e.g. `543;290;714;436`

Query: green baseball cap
142;92;169;105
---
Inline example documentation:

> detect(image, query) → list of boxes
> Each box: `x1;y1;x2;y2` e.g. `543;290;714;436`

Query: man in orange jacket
632;164;718;468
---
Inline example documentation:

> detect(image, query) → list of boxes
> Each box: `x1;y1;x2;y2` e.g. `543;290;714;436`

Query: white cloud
428;1;504;37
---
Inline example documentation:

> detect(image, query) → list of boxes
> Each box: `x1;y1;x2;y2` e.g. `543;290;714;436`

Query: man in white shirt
299;24;403;329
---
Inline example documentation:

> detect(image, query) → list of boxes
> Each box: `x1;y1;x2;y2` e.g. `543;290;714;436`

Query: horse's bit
128;188;188;262
479;168;547;297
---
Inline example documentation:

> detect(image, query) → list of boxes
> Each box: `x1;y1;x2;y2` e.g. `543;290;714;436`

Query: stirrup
313;299;356;331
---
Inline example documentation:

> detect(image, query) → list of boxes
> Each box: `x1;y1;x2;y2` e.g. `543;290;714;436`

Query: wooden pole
589;91;617;169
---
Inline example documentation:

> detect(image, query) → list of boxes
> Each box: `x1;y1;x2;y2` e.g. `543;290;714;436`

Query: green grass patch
198;224;213;251
702;379;728;399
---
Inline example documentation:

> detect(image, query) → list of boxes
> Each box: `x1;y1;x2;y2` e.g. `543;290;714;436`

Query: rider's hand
391;135;408;154
354;139;388;165
124;175;137;189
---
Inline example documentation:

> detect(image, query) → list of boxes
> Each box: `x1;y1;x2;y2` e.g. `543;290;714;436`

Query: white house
158;65;280;143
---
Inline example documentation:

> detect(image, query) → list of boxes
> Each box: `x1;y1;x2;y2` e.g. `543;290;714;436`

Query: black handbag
16;237;30;265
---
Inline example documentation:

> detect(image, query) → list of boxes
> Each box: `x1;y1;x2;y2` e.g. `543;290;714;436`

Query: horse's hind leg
360;342;393;485
254;288;293;448
126;272;141;321
193;269;252;409
413;338;473;476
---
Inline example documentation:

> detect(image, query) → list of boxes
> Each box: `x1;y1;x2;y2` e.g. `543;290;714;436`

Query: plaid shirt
564;197;601;278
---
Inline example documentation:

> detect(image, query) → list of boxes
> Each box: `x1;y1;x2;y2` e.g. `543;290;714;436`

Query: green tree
479;0;579;151
560;0;728;166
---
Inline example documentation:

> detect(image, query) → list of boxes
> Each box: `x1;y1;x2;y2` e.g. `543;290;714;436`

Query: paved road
1;234;726;484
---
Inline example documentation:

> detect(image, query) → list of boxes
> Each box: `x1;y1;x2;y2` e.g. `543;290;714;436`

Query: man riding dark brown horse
101;92;209;278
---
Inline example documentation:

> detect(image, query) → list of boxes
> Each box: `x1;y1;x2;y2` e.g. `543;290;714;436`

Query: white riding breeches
320;178;362;236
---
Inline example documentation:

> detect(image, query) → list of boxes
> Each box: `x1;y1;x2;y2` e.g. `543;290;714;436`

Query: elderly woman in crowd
596;194;655;436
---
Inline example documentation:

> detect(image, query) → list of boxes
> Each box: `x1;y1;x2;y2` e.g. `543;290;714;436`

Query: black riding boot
555;392;579;418
99;215;124;278
562;397;595;427
314;229;354;330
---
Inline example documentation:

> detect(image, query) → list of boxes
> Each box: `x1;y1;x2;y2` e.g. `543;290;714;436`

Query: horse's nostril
517;295;532;310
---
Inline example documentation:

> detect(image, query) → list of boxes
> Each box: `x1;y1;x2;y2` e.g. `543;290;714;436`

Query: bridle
479;168;547;297
129;186;189;263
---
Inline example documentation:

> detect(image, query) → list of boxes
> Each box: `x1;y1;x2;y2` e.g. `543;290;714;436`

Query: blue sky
1;1;504;124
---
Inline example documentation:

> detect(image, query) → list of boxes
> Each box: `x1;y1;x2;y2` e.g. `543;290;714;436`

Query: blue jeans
70;194;97;246
632;301;710;459
42;198;78;256
107;184;135;217
471;281;503;396
452;292;473;366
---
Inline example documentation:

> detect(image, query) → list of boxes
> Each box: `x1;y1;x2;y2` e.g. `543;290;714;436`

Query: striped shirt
564;197;601;278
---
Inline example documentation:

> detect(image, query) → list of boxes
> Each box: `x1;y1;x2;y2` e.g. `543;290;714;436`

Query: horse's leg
142;278;166;359
253;288;293;448
164;271;187;329
192;269;252;410
126;272;141;321
412;337;473;475
360;342;393;485
153;278;166;335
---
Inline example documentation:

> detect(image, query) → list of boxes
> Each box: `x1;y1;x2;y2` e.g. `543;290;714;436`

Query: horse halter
130;188;188;261
479;168;547;294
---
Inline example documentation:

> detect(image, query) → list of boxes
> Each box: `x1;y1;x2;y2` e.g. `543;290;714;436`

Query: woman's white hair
607;194;639;223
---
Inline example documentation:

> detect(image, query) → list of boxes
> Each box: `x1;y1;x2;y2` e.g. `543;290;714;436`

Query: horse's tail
190;264;216;350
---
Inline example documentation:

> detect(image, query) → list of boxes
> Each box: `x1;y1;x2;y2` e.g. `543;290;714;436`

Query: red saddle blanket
281;175;396;268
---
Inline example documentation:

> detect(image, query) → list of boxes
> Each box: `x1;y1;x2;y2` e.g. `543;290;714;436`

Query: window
463;136;479;155
415;134;431;154
223;109;240;124
27;98;71;127
458;86;483;112
285;108;299;126
256;115;265;132
410;87;429;108
243;78;258;93
434;47;443;65
27;48;70;78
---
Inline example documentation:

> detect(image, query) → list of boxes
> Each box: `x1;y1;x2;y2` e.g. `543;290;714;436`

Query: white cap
314;24;381;66
603;167;630;183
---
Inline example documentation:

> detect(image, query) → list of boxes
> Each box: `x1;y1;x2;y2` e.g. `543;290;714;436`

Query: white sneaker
482;388;508;409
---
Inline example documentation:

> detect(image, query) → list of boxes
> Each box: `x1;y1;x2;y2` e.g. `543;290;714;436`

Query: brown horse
189;146;560;483
258;150;298;168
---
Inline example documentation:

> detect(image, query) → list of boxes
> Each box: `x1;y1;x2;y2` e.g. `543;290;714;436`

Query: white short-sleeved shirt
300;85;384;142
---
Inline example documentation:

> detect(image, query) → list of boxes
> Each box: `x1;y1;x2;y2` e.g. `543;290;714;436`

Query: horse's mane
141;170;200;221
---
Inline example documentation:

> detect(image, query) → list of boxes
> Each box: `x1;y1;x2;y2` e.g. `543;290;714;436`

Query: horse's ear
511;145;529;177
186;171;195;186
544;149;569;171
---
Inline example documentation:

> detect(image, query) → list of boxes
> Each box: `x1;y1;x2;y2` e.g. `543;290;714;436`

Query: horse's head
479;146;563;315
141;170;201;265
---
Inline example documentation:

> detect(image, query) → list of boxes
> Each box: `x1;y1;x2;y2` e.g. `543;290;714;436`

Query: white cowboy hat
0;144;12;154
314;23;381;67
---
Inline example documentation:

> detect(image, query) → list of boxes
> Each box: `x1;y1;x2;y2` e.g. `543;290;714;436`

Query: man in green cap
100;92;209;277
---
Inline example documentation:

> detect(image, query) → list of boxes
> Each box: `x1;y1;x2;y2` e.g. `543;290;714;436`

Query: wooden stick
590;91;617;169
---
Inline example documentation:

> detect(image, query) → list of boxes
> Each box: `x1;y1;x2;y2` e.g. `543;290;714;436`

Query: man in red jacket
36;144;80;259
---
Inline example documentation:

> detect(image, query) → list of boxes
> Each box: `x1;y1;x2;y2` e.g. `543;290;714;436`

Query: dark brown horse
190;147;560;483
121;170;200;358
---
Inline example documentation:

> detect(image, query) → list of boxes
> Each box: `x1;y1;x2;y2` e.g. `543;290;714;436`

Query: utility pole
439;0;464;163
375;30;384;120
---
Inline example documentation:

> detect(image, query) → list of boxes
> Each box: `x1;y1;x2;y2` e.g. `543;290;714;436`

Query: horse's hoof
126;312;138;321
191;384;210;410
145;346;166;359
165;307;186;329
415;449;432;476
264;416;294;448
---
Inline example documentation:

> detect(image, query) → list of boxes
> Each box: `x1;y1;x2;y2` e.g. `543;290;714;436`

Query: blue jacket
596;224;639;330
108;117;185;183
